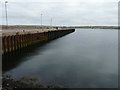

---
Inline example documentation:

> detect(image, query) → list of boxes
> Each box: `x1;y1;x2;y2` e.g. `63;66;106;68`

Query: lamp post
41;14;42;30
5;1;8;28
50;18;52;27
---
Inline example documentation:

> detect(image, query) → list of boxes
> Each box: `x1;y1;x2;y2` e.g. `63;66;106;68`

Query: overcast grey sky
0;0;119;26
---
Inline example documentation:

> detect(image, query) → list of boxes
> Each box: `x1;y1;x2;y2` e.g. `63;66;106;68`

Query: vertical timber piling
2;28;75;54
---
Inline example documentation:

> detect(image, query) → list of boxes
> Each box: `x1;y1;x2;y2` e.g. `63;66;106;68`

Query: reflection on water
3;29;118;88
2;42;48;72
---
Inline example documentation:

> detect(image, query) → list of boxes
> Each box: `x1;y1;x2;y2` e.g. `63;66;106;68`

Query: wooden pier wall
2;29;75;54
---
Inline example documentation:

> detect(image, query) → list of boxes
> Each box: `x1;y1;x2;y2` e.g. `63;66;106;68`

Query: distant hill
67;26;119;29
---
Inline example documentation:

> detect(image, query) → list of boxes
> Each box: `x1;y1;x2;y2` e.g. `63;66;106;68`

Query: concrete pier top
1;25;74;37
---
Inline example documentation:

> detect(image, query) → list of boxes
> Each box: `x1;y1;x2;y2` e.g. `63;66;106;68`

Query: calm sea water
3;29;118;88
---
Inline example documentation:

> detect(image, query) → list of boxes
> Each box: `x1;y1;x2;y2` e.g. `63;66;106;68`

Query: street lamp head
5;1;8;3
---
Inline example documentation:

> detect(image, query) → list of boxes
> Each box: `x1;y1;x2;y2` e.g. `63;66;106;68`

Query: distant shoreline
68;26;119;29
0;25;119;29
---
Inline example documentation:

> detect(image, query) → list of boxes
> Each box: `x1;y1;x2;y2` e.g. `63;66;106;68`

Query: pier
1;26;75;54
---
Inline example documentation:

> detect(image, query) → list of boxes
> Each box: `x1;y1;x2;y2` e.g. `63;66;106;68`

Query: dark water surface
3;29;118;88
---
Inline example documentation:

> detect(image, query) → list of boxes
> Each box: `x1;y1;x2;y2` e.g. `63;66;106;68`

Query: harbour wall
2;29;75;54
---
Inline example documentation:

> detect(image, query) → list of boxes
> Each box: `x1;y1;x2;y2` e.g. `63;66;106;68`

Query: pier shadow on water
2;41;54;73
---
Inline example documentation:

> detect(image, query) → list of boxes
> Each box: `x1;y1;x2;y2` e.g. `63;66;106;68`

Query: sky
0;0;119;26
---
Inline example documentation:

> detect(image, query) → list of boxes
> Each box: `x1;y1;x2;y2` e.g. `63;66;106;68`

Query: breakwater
1;26;75;54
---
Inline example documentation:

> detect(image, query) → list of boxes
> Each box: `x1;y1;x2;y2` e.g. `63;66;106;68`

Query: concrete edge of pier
1;26;75;54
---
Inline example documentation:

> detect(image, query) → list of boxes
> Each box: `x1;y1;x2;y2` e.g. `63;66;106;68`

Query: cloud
0;1;118;26
1;0;119;3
